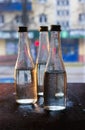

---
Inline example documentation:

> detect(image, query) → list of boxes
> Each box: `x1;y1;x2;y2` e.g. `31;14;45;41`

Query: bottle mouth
39;26;48;31
50;25;61;31
18;26;28;32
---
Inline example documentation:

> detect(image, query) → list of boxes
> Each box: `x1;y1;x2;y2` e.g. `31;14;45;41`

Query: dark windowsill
0;83;85;130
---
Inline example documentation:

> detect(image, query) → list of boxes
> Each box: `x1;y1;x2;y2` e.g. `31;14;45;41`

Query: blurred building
32;0;85;63
0;0;85;65
0;0;34;65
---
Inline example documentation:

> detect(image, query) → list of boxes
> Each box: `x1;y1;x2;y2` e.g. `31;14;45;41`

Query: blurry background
0;0;85;83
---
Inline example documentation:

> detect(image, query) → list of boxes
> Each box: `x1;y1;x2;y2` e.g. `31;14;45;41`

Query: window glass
79;13;85;23
6;41;18;55
0;15;4;25
38;0;47;4
15;15;22;24
61;39;79;62
79;0;85;3
11;0;21;2
0;0;3;2
39;14;47;23
57;0;69;6
56;21;69;29
57;10;69;16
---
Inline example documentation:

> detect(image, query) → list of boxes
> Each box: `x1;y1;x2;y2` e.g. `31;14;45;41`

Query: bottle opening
18;26;28;32
40;26;48;31
50;25;61;31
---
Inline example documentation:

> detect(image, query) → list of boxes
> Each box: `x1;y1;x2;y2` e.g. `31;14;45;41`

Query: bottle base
44;105;66;111
16;99;37;104
38;92;43;96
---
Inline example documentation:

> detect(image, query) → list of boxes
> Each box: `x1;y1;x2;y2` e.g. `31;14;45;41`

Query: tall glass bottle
44;25;67;111
36;26;49;96
14;26;37;104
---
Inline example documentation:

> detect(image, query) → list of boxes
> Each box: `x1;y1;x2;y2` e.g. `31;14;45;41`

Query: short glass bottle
44;25;67;111
36;26;50;97
14;26;37;104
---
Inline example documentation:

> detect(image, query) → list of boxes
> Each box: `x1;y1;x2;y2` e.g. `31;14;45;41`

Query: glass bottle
44;25;67;111
36;26;49;96
14;26;37;104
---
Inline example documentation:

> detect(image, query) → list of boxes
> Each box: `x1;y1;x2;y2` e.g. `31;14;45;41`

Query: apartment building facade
0;0;85;63
0;0;32;57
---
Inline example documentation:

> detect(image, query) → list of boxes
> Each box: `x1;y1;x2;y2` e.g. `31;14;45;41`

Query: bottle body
37;63;46;96
14;27;37;104
44;25;67;111
15;69;37;104
36;26;49;96
44;70;67;110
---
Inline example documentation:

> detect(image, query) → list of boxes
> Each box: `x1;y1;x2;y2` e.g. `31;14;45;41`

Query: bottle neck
50;31;63;60
45;30;65;71
36;31;49;64
50;31;61;53
16;31;34;69
18;32;28;51
39;31;49;51
39;31;49;44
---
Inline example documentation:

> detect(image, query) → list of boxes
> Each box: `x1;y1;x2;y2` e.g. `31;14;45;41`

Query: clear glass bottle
14;26;37;104
36;26;49;96
44;25;67;111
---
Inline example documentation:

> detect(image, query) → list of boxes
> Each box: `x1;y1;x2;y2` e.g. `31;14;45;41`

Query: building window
38;0;47;3
57;0;69;6
62;21;69;28
15;15;22;24
0;15;4;25
11;0;21;2
39;13;47;23
57;10;69;16
78;0;85;3
56;21;69;29
79;13;85;23
0;0;4;2
6;41;18;55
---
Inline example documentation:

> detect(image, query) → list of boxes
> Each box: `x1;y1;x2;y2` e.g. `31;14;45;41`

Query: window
0;15;4;25
0;0;10;2
57;0;69;6
78;0;85;3
61;39;78;62
56;21;69;29
62;21;69;28
57;10;69;16
6;41;18;55
39;14;47;23
38;0;47;4
79;13;85;23
0;0;4;2
27;0;32;2
11;0;21;2
15;15;22;24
